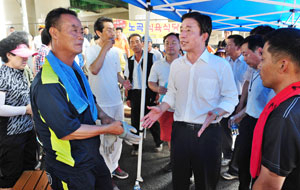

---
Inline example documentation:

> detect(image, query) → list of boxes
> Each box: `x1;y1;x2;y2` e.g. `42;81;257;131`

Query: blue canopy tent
121;1;300;189
123;0;300;31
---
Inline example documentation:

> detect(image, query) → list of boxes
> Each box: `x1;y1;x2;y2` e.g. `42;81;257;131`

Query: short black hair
241;35;264;52
250;25;275;36
217;40;227;48
0;31;29;63
84;26;89;29
163;32;179;43
181;12;212;46
94;17;113;35
116;27;123;32
41;29;51;45
45;8;77;41
94;34;100;41
265;28;300;69
128;33;142;44
10;26;15;29
227;34;244;47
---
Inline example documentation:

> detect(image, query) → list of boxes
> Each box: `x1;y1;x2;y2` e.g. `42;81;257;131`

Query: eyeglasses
104;28;115;33
165;41;179;46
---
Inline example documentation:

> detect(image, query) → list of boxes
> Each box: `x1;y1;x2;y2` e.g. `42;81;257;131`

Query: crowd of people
0;6;299;190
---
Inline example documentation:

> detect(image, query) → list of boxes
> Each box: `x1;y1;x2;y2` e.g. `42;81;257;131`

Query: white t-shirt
34;35;42;50
82;38;90;55
86;45;122;107
150;48;163;62
148;57;170;87
148;57;174;112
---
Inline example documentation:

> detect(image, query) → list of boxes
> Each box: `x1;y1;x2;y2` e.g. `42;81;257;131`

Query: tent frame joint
146;5;153;11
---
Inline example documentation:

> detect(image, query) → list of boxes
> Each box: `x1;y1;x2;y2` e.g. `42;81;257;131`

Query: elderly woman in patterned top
0;31;38;189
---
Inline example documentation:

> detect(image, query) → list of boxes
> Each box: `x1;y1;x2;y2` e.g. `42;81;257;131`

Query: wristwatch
213;110;220;120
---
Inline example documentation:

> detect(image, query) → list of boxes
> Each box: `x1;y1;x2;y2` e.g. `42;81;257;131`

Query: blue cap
142;36;152;43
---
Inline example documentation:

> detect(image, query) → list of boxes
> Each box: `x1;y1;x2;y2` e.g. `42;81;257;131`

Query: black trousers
220;95;241;160
227;145;239;175
130;89;162;149
221;116;238;175
171;121;222;190
235;114;257;190
46;159;112;190
220;117;233;159
0;130;37;188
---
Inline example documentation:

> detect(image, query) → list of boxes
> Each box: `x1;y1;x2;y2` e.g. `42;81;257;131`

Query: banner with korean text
113;19;181;39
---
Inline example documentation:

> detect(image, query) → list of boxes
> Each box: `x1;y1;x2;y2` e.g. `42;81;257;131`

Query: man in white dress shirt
142;12;238;190
225;35;248;96
221;34;249;179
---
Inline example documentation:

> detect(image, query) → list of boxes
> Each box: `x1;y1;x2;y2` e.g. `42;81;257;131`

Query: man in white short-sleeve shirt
148;33;180;106
222;35;249;170
225;35;249;95
148;33;180;172
86;17;132;185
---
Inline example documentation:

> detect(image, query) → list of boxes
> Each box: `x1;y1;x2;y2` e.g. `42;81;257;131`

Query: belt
175;121;219;130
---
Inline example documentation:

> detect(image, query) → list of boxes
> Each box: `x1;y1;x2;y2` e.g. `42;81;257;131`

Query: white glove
120;121;141;145
101;134;118;154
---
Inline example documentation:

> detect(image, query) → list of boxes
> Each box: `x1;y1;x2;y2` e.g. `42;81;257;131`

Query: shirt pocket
196;78;218;101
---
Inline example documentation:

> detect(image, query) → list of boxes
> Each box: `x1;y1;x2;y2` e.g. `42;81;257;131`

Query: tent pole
136;0;151;185
247;0;300;9
153;0;209;9
0;0;6;40
21;0;29;33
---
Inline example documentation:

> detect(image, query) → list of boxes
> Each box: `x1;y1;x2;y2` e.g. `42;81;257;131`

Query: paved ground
114;117;239;190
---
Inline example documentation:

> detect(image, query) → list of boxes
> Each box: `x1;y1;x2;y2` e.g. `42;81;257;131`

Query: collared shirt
148;57;174;111
244;66;254;82
245;69;275;118
261;95;300;190
150;48;163;62
31;65;102;173
226;55;248;95
124;52;155;89
34;44;50;74
148;57;171;87
163;49;238;124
